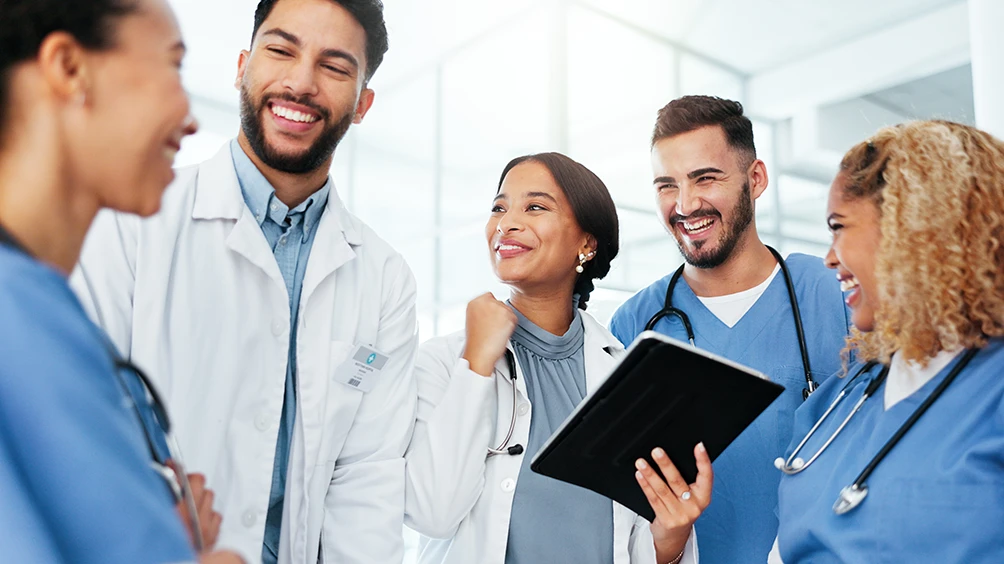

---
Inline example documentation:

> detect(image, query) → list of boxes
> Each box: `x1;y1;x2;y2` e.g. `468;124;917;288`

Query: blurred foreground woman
0;0;237;561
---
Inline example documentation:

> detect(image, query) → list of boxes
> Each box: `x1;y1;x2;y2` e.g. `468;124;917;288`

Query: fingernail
653;447;666;459
635;471;644;481
635;459;648;470
697;442;706;453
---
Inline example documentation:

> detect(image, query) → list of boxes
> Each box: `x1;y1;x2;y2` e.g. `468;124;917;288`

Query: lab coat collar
191;143;245;221
190;140;363;246
582;311;624;395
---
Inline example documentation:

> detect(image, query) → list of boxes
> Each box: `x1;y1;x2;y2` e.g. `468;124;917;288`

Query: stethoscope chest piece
833;483;868;515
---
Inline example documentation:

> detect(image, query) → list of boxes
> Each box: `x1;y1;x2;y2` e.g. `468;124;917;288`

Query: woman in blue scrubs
772;120;1004;562
0;1;237;562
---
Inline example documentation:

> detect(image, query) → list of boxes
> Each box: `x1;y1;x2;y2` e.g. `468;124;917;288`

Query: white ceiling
866;64;975;124
169;0;968;107
577;0;965;73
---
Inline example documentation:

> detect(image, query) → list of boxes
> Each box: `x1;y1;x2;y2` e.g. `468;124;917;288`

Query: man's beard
670;180;755;269
240;86;354;174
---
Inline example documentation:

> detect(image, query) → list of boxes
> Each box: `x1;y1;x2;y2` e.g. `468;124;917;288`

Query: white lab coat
71;145;418;564
404;311;698;564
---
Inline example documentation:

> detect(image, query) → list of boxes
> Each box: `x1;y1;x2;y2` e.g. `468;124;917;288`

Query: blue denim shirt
230;139;331;564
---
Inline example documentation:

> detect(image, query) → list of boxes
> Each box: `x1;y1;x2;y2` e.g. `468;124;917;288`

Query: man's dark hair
0;0;139;134
652;95;756;166
252;0;388;83
497;152;620;311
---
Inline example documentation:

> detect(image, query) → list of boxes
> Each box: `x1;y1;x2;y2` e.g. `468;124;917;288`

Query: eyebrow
526;191;558;203
171;40;186;54
652;168;725;185
493;191;560;204
260;28;360;70
687;167;725;179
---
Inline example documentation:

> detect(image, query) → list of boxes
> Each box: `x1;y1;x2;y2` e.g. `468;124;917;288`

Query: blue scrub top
777;339;1004;563
610;253;849;564
0;243;194;563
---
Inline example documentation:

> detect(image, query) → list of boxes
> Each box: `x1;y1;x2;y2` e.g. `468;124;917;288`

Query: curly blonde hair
838;120;1004;365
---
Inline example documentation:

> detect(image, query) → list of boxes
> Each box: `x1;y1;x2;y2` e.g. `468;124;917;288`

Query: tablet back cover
530;332;784;521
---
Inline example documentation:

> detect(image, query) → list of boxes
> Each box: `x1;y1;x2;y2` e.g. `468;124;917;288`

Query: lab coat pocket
322;341;365;459
328;339;354;372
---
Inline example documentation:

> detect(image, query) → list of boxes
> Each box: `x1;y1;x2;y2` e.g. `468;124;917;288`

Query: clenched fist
462;293;517;377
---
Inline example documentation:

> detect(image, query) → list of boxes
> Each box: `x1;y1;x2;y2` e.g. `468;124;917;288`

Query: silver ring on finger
680;490;692;501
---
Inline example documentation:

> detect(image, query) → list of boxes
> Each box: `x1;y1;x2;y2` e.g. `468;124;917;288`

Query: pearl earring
576;253;587;274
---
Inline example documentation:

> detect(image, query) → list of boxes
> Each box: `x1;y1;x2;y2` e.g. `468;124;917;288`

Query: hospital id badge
333;345;389;393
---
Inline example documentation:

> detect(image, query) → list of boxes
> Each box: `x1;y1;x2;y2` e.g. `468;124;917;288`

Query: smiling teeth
839;277;860;292
682;217;714;232
271;105;318;123
498;245;524;251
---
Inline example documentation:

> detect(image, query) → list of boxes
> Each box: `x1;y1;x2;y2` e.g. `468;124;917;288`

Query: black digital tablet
529;331;785;521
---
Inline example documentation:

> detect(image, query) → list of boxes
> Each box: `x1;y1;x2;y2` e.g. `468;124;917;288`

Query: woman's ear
37;31;90;104
581;234;598;260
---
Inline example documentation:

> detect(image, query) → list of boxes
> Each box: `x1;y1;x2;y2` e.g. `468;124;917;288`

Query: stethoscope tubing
776;362;886;474
114;359;205;552
644;266;694;345
778;348;979;515
487;350;522;457
645;246;817;396
846;348;978;489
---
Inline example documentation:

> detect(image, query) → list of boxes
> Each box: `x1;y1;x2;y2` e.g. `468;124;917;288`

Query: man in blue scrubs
609;96;848;564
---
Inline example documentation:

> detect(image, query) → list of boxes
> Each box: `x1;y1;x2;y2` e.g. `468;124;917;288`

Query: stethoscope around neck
775;348;979;515
645;245;819;399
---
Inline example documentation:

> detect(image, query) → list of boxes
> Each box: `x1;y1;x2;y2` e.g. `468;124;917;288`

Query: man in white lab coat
71;0;418;562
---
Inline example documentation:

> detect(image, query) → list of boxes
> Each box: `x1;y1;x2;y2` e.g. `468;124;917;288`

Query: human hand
462;293;517;377
170;461;221;552
635;443;713;564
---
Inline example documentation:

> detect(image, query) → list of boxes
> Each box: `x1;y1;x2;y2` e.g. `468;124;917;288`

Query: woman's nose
496;210;521;233
823;245;838;269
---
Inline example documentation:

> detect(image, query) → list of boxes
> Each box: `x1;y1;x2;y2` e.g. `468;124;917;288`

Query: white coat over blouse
404;310;698;564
